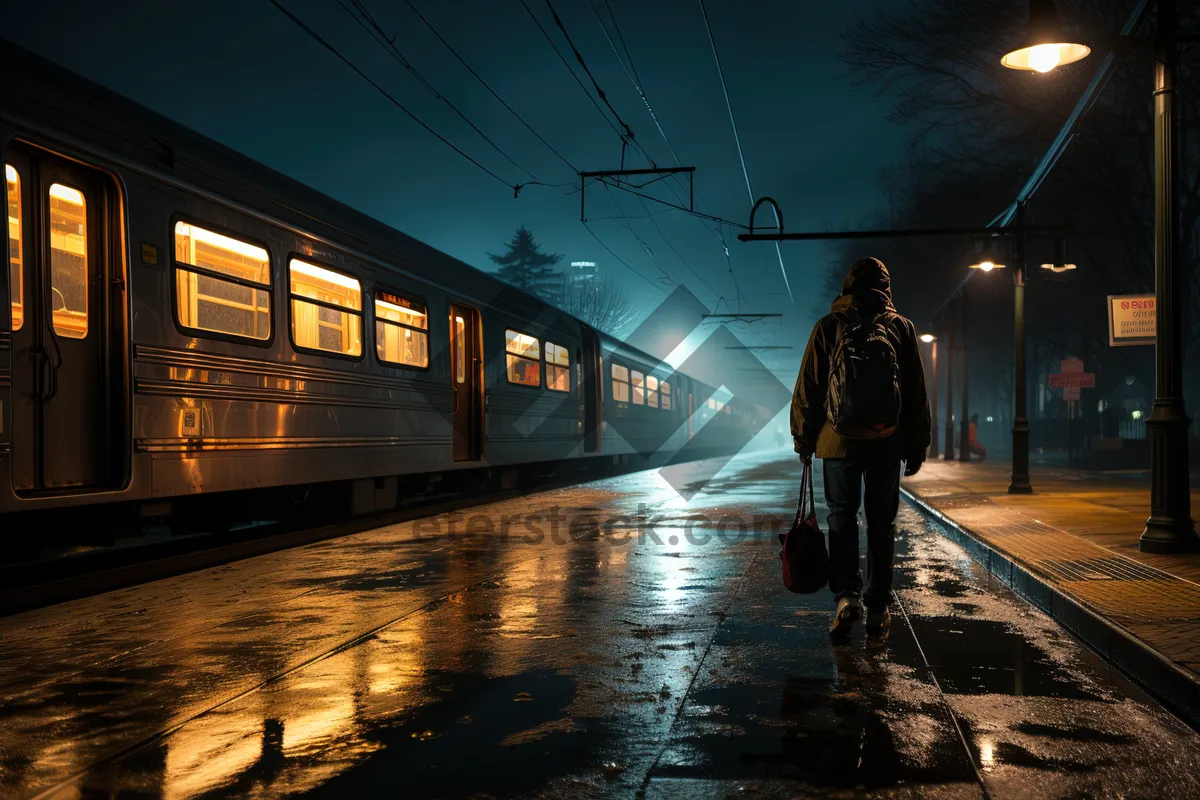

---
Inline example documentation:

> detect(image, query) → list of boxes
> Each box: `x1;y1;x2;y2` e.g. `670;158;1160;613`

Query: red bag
779;461;829;593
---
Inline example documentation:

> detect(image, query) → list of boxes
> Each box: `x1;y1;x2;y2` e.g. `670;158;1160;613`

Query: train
0;40;770;524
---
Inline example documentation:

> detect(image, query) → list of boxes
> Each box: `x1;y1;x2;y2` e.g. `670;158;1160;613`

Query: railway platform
2;451;1199;799
902;459;1200;728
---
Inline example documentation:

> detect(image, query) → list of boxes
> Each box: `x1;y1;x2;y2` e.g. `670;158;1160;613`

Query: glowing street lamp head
1001;0;1090;73
919;333;936;343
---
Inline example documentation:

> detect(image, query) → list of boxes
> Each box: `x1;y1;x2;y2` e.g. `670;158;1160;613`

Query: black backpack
827;312;902;439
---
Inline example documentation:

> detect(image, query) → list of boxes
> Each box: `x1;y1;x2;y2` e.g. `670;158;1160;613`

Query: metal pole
959;294;971;462
1141;0;1197;551
1010;203;1033;493
944;316;956;460
929;337;940;459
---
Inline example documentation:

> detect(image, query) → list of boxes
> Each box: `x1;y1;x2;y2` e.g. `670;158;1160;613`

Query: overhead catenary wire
517;0;627;142
399;0;581;175
589;0;742;307
697;0;794;307
267;0;519;193
337;0;538;180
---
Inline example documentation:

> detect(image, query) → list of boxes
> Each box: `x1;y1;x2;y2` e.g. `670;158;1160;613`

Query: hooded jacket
790;257;931;460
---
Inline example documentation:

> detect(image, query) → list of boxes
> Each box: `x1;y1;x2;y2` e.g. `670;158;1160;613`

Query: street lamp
968;237;1007;271
1002;0;1197;551
920;333;939;458
1000;0;1091;72
1041;237;1077;273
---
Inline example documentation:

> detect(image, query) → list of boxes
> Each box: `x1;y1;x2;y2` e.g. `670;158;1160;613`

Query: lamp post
921;333;939;458
1002;0;1196;549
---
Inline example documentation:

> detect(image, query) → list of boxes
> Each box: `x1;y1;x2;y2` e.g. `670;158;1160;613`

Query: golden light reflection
281;676;356;757
978;735;995;770
164;708;263;800
367;624;425;696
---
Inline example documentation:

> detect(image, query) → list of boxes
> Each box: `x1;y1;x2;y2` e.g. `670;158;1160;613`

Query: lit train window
661;381;672;410
375;289;428;368
289;258;362;357
454;315;465;383
48;183;88;339
631;371;645;405
6;164;21;331
646;375;659;408
546;341;569;392
505;329;540;387
174;221;271;341
611;363;629;402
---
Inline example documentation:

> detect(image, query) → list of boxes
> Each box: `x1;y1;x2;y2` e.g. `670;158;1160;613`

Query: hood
830;256;895;316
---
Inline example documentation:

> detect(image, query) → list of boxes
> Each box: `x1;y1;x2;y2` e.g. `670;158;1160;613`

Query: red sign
1049;373;1095;389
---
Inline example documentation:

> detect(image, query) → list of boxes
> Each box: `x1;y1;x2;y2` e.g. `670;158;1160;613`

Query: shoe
866;607;891;632
829;596;861;637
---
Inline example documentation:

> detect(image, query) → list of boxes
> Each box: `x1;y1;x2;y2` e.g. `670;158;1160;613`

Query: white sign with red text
1108;294;1155;347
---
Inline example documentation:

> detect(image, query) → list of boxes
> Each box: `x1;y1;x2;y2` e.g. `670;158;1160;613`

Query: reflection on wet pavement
1;451;1198;799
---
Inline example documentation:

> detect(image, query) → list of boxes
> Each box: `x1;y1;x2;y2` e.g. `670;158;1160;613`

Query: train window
631;371;645;405
546;341;570;392
289;258;362;357
174;221;271;341
6;164;21;331
375;289;428;368
454;314;465;383
505;329;540;387
611;363;629;402
661;381;672;410
48;183;88;339
646;375;659;408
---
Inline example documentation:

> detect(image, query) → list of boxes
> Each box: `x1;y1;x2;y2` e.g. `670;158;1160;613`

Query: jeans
822;450;902;613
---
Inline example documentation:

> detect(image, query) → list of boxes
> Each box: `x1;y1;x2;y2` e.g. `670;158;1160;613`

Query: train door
581;326;601;452
8;147;124;492
449;303;483;461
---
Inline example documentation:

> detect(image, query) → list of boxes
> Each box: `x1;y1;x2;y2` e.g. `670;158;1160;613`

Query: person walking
790;257;931;637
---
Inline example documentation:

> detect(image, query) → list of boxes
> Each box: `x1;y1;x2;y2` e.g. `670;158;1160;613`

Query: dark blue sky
2;0;909;374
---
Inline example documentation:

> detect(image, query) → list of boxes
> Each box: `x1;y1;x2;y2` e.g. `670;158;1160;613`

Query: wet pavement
1;450;1199;799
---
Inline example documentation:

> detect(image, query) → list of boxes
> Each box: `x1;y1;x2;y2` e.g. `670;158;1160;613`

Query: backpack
826;312;902;439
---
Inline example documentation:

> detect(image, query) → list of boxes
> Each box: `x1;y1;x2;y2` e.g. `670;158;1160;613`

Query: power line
267;0;516;192
337;0;536;179
596;178;746;229
589;0;742;306
399;0;580;174
581;220;669;293
540;0;637;142
697;0;794;306
517;0;626;141
599;182;676;287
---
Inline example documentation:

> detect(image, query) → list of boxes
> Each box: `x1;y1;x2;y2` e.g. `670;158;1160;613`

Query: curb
900;487;1200;731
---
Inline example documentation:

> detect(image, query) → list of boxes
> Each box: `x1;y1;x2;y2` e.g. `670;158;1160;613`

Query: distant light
1132;409;1143;420
570;261;596;267
1041;262;1077;273
986;416;994;422
920;333;936;343
969;259;1005;271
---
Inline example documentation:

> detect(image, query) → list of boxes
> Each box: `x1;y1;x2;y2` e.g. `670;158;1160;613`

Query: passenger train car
0;41;762;521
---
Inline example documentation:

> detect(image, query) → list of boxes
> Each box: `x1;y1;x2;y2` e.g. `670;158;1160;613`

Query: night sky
2;0;908;376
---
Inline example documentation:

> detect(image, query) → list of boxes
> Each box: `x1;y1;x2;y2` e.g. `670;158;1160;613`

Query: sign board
1049;373;1096;388
1108;294;1155;347
1063;387;1081;401
1061;358;1083;373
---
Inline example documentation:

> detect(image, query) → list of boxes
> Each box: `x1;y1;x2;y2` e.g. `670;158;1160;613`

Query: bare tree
838;0;1200;419
558;274;639;337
